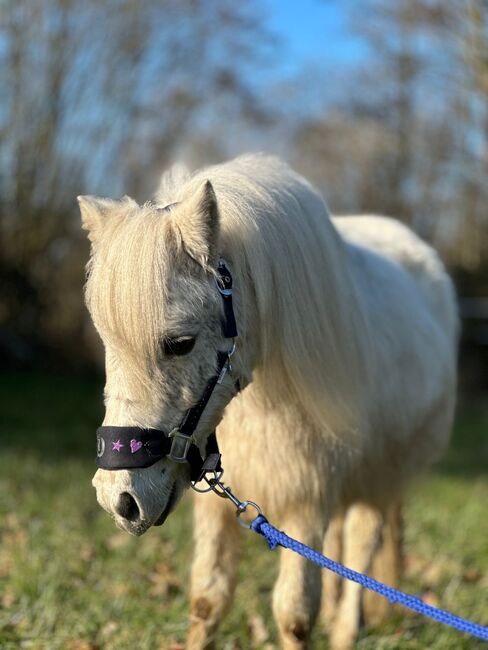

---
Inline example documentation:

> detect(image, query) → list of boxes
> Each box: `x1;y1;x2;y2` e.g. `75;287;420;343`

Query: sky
264;0;366;77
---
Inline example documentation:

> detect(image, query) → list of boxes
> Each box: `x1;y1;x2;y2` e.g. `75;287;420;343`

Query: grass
0;371;487;649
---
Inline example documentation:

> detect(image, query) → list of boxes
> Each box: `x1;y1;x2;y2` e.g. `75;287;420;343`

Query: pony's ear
171;180;219;268
77;195;136;242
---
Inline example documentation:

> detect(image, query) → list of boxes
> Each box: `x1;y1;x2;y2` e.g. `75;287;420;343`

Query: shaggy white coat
80;154;458;650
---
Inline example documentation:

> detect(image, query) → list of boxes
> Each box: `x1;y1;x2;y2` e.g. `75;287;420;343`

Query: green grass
0;372;487;649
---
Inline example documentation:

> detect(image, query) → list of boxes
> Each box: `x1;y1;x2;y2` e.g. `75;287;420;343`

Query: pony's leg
187;492;241;650
363;500;403;626
320;512;344;629
329;503;382;650
272;513;327;650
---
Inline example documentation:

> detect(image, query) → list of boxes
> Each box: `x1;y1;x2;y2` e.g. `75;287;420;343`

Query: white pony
79;154;458;650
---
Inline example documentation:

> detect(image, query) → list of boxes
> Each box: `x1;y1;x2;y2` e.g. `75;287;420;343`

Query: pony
79;153;458;650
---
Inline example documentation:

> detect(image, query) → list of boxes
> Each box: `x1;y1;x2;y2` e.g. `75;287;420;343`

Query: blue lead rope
250;514;488;642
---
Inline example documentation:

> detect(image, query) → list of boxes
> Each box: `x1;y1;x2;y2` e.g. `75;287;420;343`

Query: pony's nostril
115;492;140;521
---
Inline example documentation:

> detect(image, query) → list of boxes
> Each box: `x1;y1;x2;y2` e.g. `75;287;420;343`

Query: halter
95;259;238;482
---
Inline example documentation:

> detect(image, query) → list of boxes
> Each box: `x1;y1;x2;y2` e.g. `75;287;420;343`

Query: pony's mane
156;154;373;437
86;154;373;434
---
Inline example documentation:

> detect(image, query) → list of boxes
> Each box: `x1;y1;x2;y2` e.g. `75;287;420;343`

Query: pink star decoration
112;440;124;452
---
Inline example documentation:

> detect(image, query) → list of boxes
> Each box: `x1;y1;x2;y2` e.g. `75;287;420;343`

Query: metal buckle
216;276;232;297
216;259;233;296
168;429;194;463
217;341;236;384
190;472;263;528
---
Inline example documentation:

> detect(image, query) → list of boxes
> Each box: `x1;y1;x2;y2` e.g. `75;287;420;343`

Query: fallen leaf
404;554;427;578
99;620;118;639
149;561;181;598
1;589;16;608
79;543;95;562
0;553;12;578
462;568;482;583
107;581;129;597
421;590;439;607
422;563;443;587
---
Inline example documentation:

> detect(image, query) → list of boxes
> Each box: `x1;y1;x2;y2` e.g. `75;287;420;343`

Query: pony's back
333;215;459;347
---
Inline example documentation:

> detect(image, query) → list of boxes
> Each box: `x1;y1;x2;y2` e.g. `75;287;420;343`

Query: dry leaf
404;554;427;578
5;513;20;529
1;589;16;608
462;568;482;583
0;554;12;578
149;562;181;598
421;590;439;607
99;620;118;639
422;562;443;587
107;581;129;597
2;529;27;548
79;544;95;562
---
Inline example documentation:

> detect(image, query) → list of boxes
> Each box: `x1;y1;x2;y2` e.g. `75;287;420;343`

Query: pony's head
79;181;242;535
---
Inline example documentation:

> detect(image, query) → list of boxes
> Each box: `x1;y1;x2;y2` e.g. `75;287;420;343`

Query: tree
0;0;273;366
292;0;488;288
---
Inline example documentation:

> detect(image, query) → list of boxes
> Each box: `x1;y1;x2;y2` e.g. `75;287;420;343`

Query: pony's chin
153;482;180;526
115;517;152;537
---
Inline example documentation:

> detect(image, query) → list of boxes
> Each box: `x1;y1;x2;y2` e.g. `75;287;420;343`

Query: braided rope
250;515;488;642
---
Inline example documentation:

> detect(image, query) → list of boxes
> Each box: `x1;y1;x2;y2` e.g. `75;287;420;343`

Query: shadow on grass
437;403;488;479
0;370;104;461
1;371;487;478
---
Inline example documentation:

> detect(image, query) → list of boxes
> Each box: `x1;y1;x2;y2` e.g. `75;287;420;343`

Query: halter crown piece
95;258;238;482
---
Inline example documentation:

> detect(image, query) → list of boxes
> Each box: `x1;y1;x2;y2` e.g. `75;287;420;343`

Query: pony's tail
363;501;404;626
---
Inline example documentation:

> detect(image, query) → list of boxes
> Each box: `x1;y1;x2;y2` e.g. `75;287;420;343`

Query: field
0;372;487;649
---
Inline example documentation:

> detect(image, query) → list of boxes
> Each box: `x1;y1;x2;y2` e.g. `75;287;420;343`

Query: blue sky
265;0;366;77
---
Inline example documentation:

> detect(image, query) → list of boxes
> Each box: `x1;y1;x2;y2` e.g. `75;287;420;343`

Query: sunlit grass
0;373;487;648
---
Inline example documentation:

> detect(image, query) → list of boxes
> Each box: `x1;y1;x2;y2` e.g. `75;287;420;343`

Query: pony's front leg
272;512;327;650
187;491;241;650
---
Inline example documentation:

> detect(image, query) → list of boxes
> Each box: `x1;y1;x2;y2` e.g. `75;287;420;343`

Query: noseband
95;259;238;481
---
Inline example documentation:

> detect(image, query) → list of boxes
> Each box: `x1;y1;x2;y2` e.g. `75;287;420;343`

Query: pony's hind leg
363;500;403;627
187;492;242;650
320;511;344;629
272;512;327;650
329;502;383;650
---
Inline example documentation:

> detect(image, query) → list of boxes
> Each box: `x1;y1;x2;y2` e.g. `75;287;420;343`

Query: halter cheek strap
95;259;238;481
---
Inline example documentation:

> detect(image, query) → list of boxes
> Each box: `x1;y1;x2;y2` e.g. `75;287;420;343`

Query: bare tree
292;0;488;285
0;0;273;366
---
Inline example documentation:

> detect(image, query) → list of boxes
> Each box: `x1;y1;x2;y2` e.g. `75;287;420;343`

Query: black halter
95;259;238;482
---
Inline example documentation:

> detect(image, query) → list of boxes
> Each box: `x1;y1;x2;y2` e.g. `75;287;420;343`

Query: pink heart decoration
130;439;143;453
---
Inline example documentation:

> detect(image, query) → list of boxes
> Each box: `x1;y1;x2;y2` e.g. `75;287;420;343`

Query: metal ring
190;481;214;494
236;501;262;528
190;469;224;493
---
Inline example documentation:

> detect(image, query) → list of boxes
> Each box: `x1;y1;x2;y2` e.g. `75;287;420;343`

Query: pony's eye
162;336;196;357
